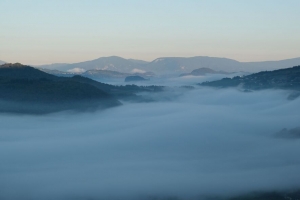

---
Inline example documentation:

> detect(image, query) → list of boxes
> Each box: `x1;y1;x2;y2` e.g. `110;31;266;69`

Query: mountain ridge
33;56;300;75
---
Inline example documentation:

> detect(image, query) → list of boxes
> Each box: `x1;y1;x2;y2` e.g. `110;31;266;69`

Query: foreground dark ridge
200;65;300;92
0;63;163;114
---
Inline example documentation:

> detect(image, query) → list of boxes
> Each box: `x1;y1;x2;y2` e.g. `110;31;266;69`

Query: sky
0;0;300;65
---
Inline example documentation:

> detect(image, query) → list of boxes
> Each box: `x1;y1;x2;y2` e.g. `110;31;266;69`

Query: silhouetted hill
0;63;164;114
125;75;148;82
179;67;230;77
71;75;163;99
0;63;57;80
0;63;121;114
200;65;300;91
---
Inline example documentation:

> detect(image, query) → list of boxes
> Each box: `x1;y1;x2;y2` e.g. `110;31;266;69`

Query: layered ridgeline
39;68;155;80
200;65;300;96
82;69;154;80
0;63;163;114
36;56;300;74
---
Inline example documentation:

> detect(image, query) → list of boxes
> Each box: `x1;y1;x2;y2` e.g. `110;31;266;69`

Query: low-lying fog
95;72;246;87
1;79;300;200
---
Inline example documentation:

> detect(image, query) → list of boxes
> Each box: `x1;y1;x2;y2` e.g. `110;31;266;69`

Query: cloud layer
1;87;300;200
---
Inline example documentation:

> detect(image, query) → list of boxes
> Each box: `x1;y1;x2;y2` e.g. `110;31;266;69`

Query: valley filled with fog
2;0;300;199
93;72;246;87
1;75;300;200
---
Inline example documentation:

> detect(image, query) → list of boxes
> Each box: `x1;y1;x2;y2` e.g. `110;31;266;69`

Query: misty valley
1;59;300;200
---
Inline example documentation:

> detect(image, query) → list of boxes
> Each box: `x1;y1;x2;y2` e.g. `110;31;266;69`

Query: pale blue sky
0;0;300;64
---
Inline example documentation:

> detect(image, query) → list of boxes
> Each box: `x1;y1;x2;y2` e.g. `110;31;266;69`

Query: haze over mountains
2;0;300;199
34;56;300;75
2;61;300;199
2;61;300;115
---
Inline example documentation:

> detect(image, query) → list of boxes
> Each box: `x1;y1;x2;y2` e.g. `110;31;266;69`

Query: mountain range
34;56;300;75
41;56;146;73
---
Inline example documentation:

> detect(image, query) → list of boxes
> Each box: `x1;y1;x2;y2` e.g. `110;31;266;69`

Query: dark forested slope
0;64;117;114
0;63;164;114
201;65;300;91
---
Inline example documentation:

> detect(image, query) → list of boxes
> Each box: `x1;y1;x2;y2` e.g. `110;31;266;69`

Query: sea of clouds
95;72;246;87
1;77;300;200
